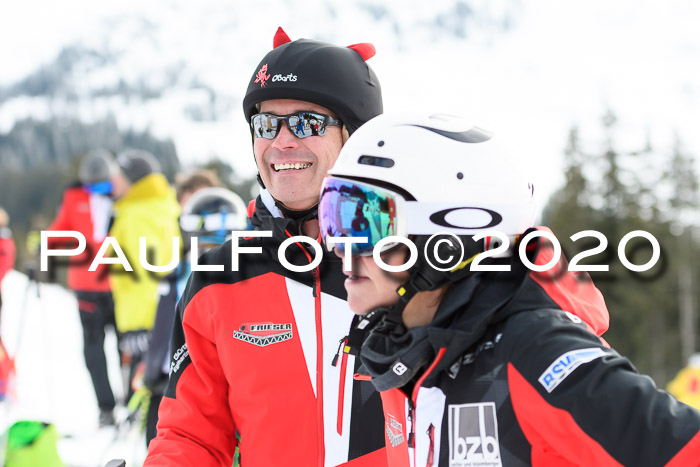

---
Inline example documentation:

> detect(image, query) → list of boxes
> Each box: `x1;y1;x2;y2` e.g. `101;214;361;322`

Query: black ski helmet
79;149;119;185
116;149;161;183
243;27;383;136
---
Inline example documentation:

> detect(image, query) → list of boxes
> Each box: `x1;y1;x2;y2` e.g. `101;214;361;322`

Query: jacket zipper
286;229;325;466
332;337;349;436
312;266;324;467
410;348;447;467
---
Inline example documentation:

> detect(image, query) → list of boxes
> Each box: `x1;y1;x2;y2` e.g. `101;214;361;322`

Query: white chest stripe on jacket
88;193;113;242
285;277;357;466
411;387;446;467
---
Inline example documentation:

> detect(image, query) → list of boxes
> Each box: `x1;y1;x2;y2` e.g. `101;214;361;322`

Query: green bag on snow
1;420;63;467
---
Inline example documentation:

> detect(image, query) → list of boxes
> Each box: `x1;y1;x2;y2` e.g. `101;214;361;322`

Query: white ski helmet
324;112;537;241
180;187;248;247
319;112;538;328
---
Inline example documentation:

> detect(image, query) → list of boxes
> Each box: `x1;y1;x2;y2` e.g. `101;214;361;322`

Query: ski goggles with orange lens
251;112;342;139
319;177;406;256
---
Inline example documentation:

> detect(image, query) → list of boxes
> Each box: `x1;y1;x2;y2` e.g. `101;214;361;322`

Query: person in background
44;150;120;426
142;172;244;447
319;113;700;466
174;169;221;207
0;207;15;316
0;207;16;402
109;149;181;400
668;353;700;412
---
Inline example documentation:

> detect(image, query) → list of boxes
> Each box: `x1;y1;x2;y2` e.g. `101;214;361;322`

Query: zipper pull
426;424;435;467
407;399;415;448
311;268;319;297
332;336;347;367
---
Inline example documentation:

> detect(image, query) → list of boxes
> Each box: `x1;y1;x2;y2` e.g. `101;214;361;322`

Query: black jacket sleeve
505;309;700;467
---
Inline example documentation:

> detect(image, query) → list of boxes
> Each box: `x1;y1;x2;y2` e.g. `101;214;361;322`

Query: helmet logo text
272;73;298;83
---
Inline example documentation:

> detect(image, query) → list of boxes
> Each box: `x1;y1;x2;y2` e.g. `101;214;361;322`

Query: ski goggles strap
251;112;342;139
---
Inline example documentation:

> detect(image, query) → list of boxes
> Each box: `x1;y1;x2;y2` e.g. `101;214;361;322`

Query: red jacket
146;194;387;466
47;184;111;292
0;232;15;290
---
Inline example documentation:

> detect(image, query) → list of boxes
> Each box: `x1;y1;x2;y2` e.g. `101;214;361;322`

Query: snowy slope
0;270;145;466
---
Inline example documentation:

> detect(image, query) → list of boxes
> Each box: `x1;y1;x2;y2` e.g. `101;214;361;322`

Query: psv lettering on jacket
538;348;608;393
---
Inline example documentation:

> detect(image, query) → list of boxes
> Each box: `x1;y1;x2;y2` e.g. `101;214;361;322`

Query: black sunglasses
251;112;342;139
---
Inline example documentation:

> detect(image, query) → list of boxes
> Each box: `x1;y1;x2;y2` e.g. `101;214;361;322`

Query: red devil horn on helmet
347;43;376;61
273;27;292;49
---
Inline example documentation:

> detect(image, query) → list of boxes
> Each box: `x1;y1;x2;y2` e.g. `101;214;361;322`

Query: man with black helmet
146;28;387;466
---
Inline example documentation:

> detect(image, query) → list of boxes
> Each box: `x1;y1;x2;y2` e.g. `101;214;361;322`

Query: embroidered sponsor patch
232;322;293;347
448;402;502;466
254;64;270;87
538;347;607;393
385;414;404;447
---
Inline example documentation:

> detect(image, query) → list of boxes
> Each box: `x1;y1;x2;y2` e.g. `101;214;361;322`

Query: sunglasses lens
252;114;278;139
319;178;400;256
253;112;334;139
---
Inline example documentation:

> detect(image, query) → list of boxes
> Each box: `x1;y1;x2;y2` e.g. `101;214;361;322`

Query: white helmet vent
405;125;493;143
358;155;394;168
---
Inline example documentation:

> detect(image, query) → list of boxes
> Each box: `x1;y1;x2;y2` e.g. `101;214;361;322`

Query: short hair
175;169;222;204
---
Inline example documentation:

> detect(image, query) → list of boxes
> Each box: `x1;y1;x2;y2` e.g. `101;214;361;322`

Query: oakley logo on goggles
251;112;342;139
319;177;405;256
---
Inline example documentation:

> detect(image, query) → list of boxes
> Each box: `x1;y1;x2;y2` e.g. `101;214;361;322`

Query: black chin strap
343;269;436;356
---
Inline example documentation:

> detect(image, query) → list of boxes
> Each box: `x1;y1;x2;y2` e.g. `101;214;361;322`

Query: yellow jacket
109;173;181;332
667;365;700;411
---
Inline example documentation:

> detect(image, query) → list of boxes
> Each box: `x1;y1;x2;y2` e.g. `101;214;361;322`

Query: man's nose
271;122;299;150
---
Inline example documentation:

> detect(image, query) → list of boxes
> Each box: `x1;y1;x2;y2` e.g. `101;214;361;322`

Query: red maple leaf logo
254;64;270;88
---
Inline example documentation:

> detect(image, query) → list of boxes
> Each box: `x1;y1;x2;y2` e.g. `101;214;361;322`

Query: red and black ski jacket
46;184;111;292
145;193;387;467
370;231;700;466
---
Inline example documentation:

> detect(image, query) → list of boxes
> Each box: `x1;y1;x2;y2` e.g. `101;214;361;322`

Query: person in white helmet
319;113;700;466
142;185;248;447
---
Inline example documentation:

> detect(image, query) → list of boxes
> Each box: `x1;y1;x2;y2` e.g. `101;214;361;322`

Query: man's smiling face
253;99;343;211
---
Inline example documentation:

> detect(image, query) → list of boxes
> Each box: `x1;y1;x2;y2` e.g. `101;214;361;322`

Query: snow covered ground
0;270;147;467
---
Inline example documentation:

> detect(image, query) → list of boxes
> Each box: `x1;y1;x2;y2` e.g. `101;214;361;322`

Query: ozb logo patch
448;402;502;467
538;347;607;393
233;322;293;347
